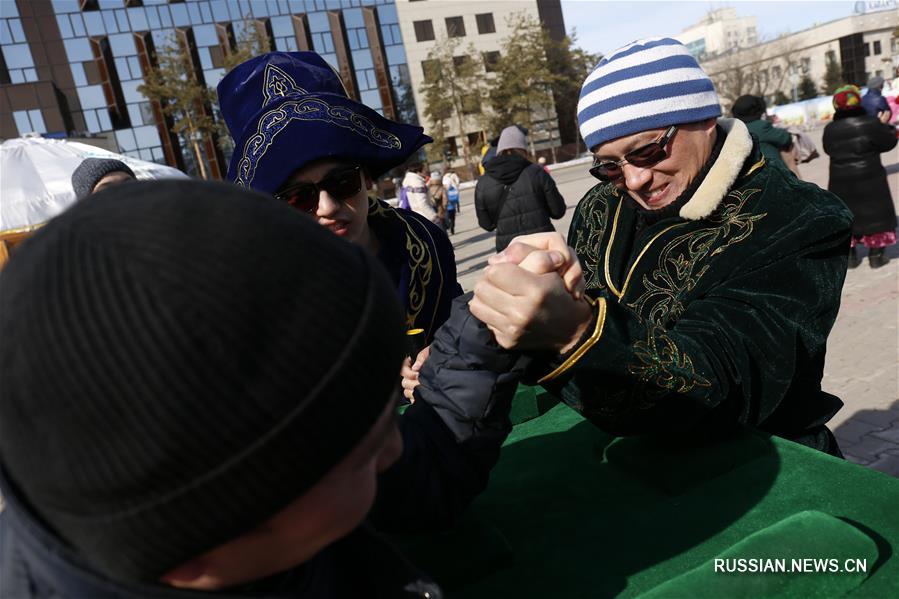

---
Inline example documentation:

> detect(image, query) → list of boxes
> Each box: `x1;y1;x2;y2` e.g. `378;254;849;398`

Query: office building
1;0;417;178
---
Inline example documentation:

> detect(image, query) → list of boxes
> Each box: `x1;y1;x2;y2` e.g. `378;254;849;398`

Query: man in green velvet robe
469;38;852;456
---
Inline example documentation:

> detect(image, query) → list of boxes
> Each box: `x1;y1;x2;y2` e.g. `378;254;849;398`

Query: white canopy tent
1;136;188;236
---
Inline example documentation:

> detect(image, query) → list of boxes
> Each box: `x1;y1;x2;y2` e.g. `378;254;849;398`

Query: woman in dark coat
475;126;567;251
823;85;897;268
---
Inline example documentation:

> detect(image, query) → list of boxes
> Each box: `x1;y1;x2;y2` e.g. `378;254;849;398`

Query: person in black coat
475;126;567;251
0;180;529;598
823;84;898;269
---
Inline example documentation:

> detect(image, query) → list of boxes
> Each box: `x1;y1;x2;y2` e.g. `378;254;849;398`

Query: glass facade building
0;0;417;178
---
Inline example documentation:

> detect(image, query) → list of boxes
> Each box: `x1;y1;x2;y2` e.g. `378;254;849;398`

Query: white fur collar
679;117;754;220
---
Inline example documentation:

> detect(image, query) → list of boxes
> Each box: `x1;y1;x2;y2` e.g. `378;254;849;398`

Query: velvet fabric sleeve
370;295;529;532
541;209;851;436
760;121;793;150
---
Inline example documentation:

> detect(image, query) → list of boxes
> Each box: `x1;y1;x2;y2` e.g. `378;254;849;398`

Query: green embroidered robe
543;119;852;448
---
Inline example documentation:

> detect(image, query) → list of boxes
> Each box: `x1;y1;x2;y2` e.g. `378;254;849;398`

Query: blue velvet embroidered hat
218;51;431;194
577;38;721;151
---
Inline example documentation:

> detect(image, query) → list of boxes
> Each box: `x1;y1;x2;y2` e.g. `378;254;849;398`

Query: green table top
396;388;899;598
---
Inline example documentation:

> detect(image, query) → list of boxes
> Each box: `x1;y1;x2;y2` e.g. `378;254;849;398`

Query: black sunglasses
589;125;678;182
274;165;363;213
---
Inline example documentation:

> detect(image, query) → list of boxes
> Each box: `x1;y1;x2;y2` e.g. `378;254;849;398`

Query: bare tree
490;13;558;157
418;36;486;177
139;34;219;179
221;19;273;73
704;36;801;111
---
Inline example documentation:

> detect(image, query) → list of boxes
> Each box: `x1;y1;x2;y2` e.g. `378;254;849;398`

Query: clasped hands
401;233;593;401
469;232;593;353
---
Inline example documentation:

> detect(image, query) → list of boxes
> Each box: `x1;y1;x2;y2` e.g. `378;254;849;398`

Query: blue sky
561;1;861;58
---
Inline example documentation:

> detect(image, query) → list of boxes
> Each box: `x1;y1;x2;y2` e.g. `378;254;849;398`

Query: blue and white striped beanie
577;38;721;151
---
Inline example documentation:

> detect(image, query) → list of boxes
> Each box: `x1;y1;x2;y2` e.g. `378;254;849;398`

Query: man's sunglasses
589;125;678;182
274;165;363;213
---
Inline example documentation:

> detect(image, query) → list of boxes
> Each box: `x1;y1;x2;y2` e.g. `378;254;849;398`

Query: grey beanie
496;126;528;154
71;158;136;200
867;75;884;91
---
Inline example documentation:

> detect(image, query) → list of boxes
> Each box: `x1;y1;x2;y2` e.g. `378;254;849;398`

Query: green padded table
396;387;899;598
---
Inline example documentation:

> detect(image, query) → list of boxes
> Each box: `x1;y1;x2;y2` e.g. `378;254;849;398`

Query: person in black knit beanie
0;179;531;597
70;157;136;200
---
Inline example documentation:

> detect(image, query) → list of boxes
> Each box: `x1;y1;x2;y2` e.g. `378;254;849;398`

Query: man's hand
878;110;892;124
470;249;593;352
400;345;430;402
488;232;585;300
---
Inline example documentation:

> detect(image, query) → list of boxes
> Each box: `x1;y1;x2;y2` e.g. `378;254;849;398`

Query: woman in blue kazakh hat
218;52;462;350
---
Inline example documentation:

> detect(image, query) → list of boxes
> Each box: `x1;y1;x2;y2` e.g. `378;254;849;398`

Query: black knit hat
0;179;405;582
731;95;767;123
71;157;136;199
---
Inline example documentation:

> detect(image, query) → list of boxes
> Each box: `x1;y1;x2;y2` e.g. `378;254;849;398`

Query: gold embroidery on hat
262;64;307;106
234;98;402;189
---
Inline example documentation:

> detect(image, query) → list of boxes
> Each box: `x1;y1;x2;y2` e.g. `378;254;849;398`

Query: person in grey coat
475;126;566;251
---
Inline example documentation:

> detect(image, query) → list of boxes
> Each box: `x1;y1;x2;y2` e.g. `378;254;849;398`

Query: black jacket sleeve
475;180;498;232
370;294;530;532
538;168;567;219
868;121;898;153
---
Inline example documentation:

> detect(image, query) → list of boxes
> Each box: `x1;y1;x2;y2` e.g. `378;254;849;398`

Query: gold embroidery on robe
623;189;766;395
572;185;610;292
369;200;441;331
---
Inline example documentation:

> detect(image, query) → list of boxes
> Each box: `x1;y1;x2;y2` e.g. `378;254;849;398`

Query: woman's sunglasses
274;165;363;213
589;125;678;182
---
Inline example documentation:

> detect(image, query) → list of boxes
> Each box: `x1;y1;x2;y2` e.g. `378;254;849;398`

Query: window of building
452;55;471;74
800;57;810;73
78;85;108;110
772;65;782;80
109;33;136;56
863;42;870;57
12;109;47;135
126;104;144;128
483;50;500;72
56;13;74;38
467;131;483;147
445;136;458;158
421;58;441;83
413;20;434;42
873;40;881;55
461;94;480;114
475;13;495;34
1;43;34;69
63;38;94;63
102;10;118;33
445;16;465;38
